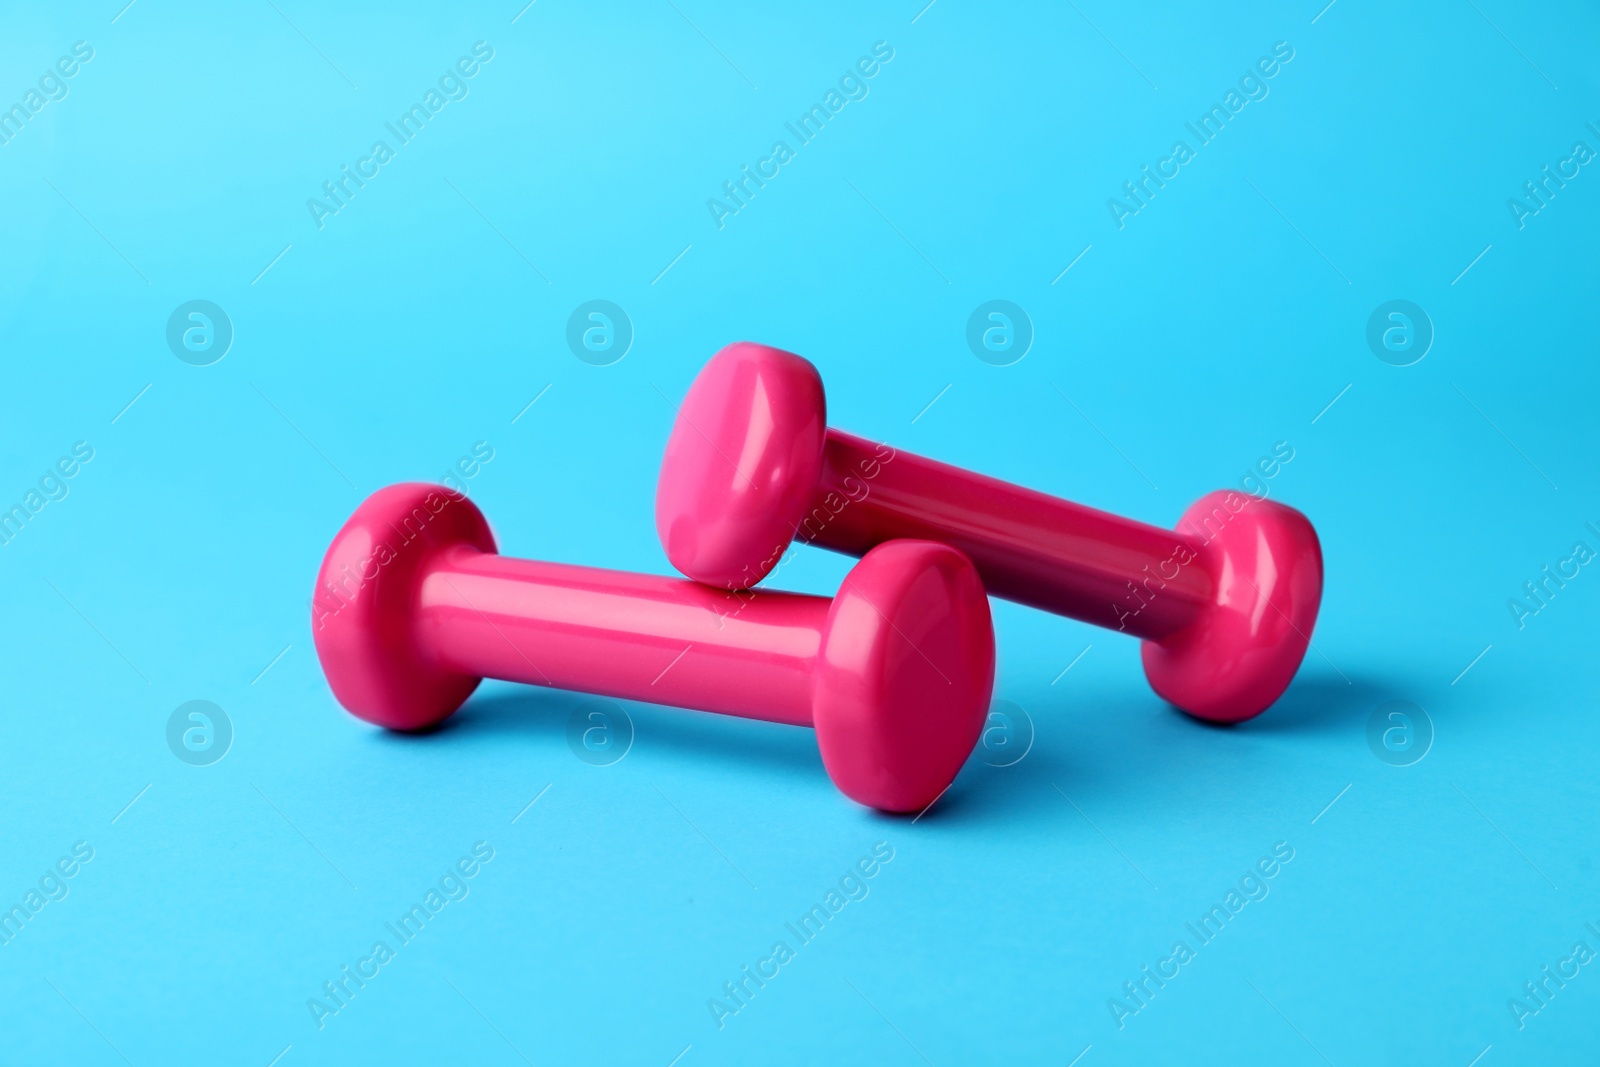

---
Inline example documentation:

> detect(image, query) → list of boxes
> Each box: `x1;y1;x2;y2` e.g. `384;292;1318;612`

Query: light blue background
1;0;1597;1063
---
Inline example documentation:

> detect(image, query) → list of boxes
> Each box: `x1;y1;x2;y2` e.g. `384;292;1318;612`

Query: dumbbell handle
807;431;1210;640
417;548;824;727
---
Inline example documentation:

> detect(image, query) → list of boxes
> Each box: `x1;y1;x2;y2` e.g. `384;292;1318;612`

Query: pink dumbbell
656;343;1324;723
312;483;994;812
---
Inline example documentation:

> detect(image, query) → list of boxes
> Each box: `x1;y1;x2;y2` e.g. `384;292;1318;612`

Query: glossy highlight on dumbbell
655;343;1324;723
312;483;995;812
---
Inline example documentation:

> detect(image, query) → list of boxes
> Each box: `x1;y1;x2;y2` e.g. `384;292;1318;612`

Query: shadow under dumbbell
434;684;1078;815
897;670;1395;827
631;704;827;781
907;765;1080;828
1229;670;1396;737
411;685;570;741
435;685;827;784
868;724;1085;828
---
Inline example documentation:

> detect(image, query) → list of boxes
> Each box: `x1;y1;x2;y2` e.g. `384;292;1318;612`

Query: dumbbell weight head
813;538;995;811
312;482;494;731
656;342;827;591
1140;491;1323;723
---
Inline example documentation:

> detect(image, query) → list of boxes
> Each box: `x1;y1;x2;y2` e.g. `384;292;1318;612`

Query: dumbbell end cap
814;540;996;813
1142;491;1323;723
656;342;827;591
313;483;495;731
